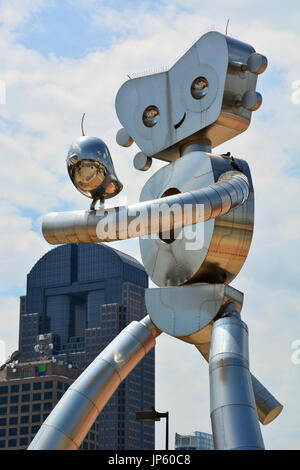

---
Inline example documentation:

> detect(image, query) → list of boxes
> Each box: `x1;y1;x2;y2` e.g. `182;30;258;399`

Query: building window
10;406;18;414
21;416;29;424
64;383;69;391
9;428;17;436
57;381;63;390
10;395;19;403
8;439;17;448
20;427;29;435
19;437;28;446
43;402;52;410
33;382;42;391
43;413;49;420
0;418;6;426
32;414;40;423
32;404;41;412
9;417;18;425
44;392;52;400
31;425;40;434
0;429;5;437
33;393;41;401
57;392;62;400
22;394;30;402
21;405;29;413
44;381;53;389
0;408;6;415
11;385;19;393
22;383;30;392
0;386;8;394
0;440;5;448
0;397;7;405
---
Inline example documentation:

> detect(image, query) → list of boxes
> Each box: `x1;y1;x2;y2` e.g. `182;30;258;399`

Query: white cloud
0;296;20;358
0;0;46;40
0;0;299;450
0;203;49;292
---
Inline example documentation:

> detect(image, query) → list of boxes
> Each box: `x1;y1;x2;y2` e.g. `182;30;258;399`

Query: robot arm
42;171;249;245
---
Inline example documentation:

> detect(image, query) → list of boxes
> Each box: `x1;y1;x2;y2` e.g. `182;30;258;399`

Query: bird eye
69;155;78;164
143;105;160;127
191;77;209;99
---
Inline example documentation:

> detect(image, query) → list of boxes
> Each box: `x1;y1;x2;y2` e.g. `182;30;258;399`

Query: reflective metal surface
139;150;254;286
42;164;249;247
145;282;243;345
251;375;283;425
116;128;134;147
247;53;268;75
67;136;123;204
209;304;264;450
196;340;283;426
240;90;262;111
115;32;267;163
191;77;209;100
37;27;280;451
28;316;161;450
143;105;160;127
133;152;152;172
146;282;283;426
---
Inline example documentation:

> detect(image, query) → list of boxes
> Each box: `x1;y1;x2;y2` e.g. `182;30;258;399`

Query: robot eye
191;77;209;100
143;105;160;127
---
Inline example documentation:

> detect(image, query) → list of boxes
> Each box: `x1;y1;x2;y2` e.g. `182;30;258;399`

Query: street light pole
165;411;169;450
136;406;169;450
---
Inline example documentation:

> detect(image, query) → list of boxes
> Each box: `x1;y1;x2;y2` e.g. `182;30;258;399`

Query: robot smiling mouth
174;112;186;129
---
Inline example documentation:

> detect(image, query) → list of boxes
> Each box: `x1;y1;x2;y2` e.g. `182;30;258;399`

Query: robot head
67;136;123;203
115;31;267;163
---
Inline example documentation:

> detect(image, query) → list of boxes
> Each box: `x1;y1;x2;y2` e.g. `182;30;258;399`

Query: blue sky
13;0;168;57
17;1;119;57
0;0;300;450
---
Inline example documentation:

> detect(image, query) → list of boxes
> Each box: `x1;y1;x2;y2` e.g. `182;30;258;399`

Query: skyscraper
10;243;154;449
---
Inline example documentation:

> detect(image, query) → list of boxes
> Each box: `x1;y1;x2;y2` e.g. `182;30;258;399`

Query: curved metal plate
139;151;254;286
145;282;243;341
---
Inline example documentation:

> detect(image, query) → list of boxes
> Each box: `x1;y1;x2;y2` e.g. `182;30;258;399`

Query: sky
0;0;299;450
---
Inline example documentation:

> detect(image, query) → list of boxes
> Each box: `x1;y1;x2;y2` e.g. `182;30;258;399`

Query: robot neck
180;138;212;156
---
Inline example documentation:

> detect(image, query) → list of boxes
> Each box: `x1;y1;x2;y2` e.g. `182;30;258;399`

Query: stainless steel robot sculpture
29;32;283;450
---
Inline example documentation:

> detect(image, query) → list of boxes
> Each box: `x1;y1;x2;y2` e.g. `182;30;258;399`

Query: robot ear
116;128;134;148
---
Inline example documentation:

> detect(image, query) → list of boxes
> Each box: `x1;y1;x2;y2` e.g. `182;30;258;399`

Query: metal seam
68;386;103;415
209;360;249;373
32;422;78;449
188;189;213;221
122;327;155;355
210;402;257;415
86;356;123;383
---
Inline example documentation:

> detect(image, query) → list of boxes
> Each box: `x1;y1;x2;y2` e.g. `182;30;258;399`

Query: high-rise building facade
0;361;99;450
175;431;214;450
2;243;154;450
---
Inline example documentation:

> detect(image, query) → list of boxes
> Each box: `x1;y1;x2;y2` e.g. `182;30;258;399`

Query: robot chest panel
139;151;254;287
